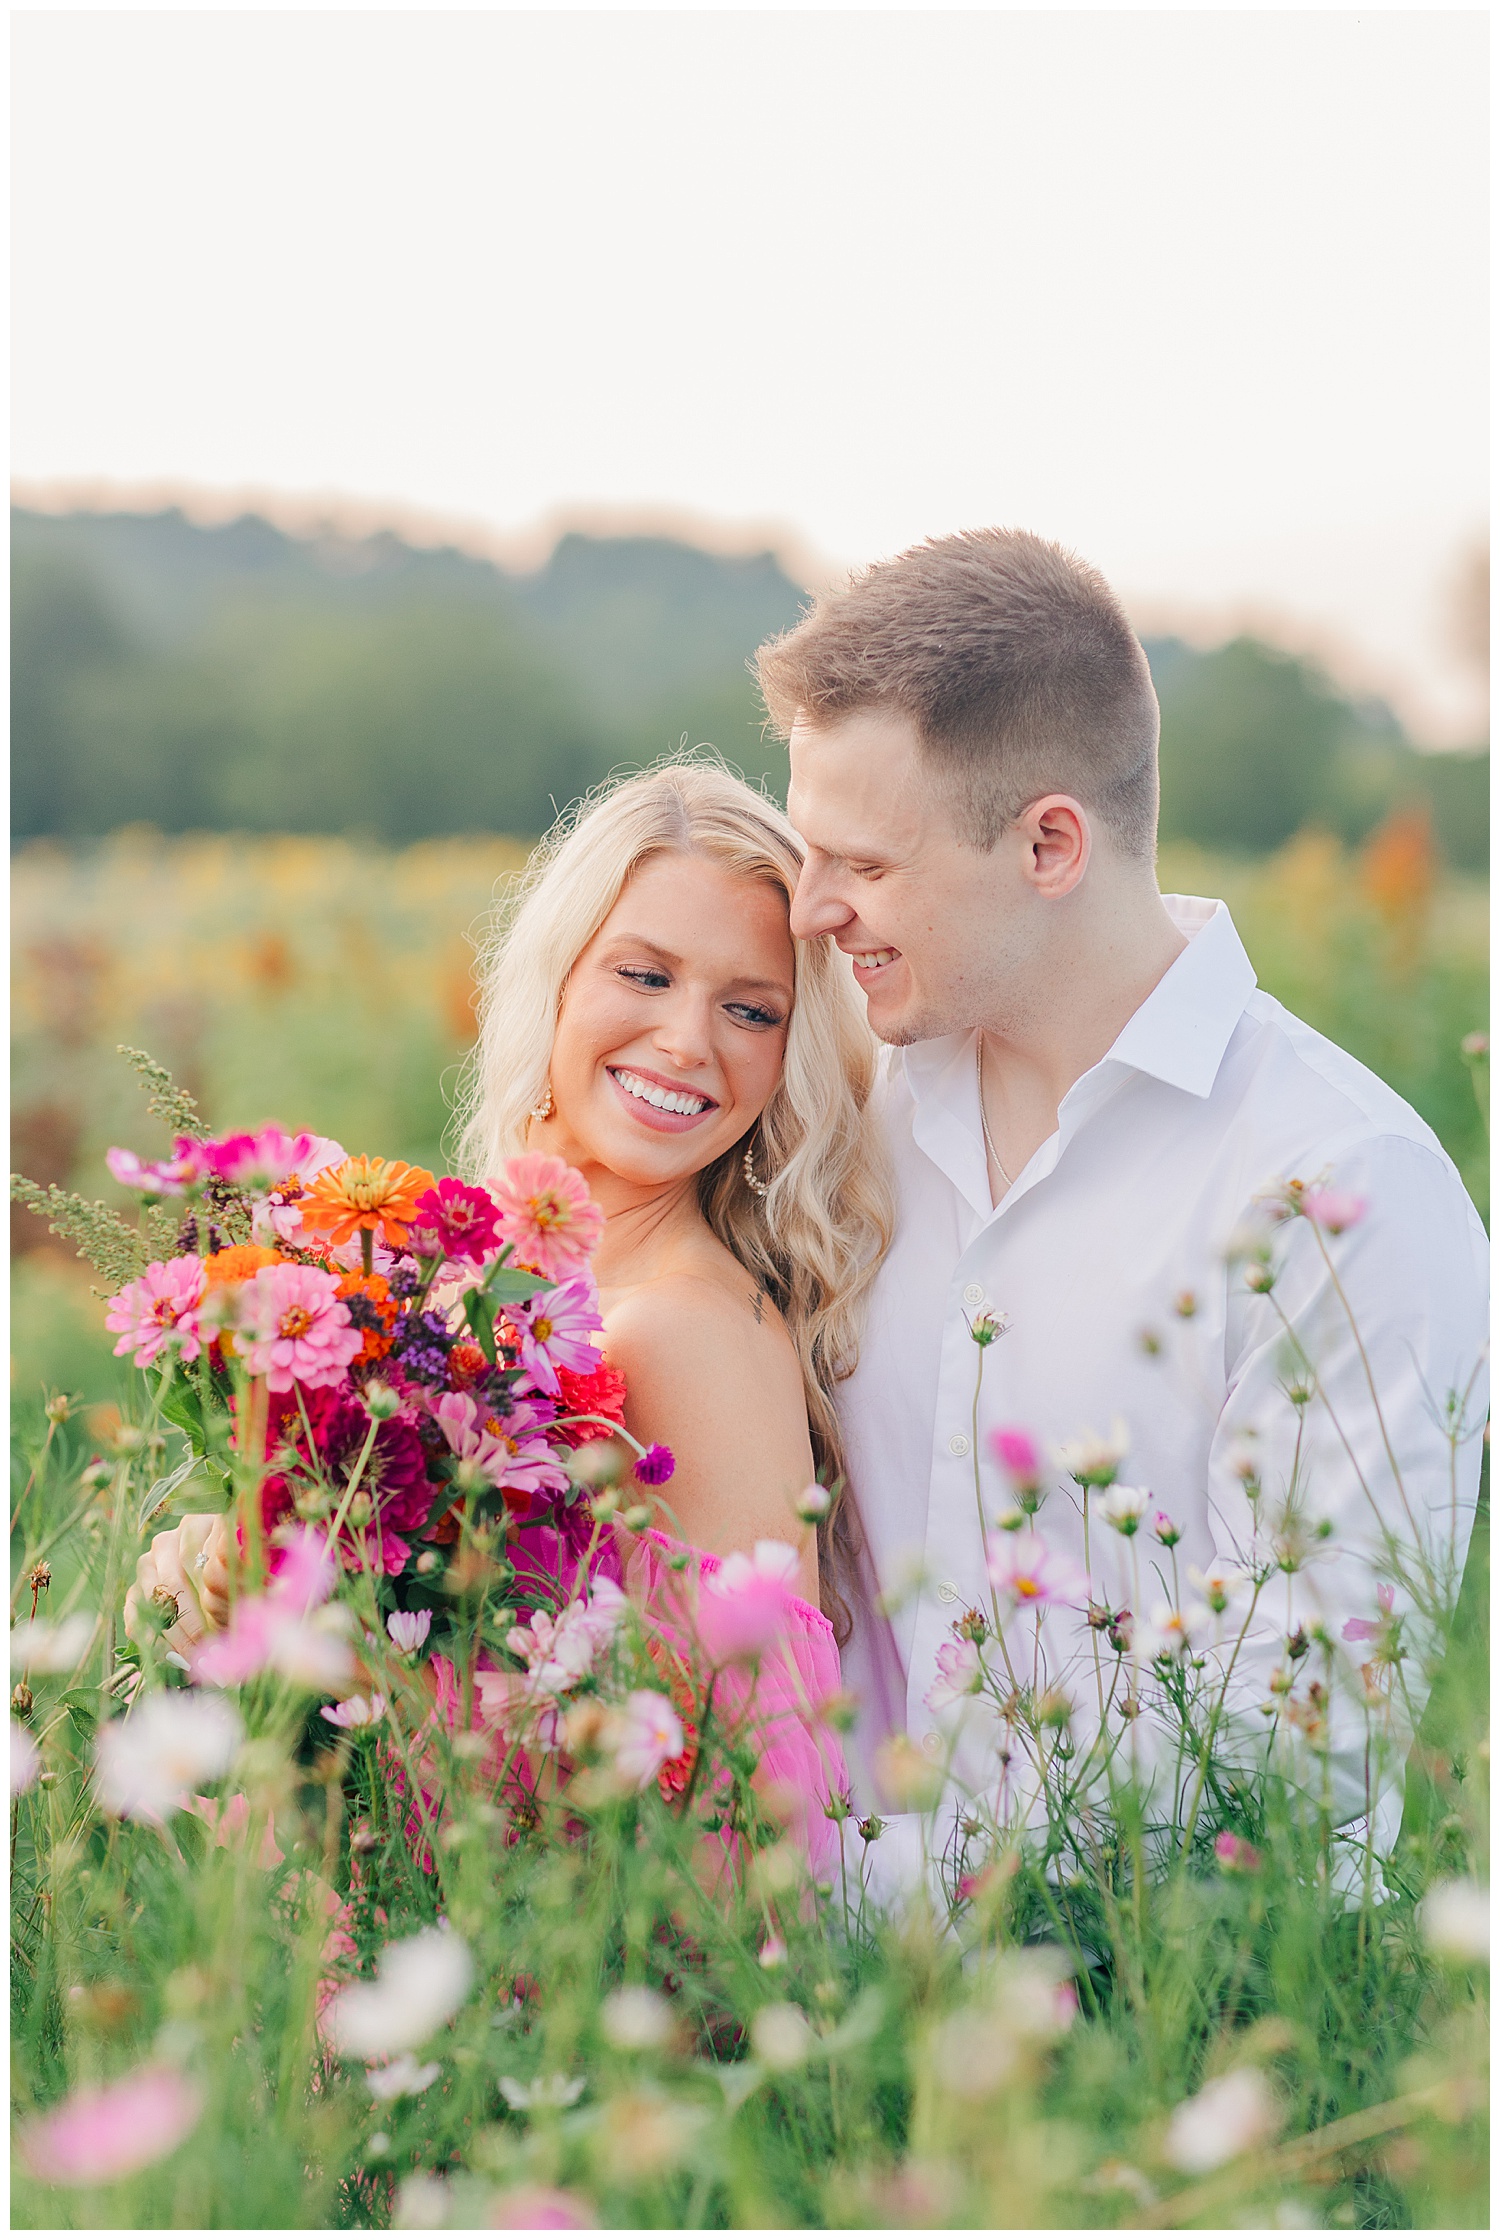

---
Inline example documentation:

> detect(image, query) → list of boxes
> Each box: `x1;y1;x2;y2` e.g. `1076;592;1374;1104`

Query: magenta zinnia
406;1177;504;1264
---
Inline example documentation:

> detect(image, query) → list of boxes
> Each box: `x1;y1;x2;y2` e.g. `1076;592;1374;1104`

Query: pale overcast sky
12;9;1488;740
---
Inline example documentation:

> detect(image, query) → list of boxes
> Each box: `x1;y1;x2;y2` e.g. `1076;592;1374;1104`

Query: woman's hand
123;1512;230;1660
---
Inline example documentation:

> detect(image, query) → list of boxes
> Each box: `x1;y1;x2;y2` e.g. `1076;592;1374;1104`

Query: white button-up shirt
838;895;1487;1857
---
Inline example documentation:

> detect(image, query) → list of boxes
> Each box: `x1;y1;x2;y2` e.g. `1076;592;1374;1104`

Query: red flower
553;1359;628;1448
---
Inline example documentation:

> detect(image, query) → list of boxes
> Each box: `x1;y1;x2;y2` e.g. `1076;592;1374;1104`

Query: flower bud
361;1380;401;1421
346;1492;373;1530
857;1815;885;1844
1246;1265;1276;1295
44;1394;74;1426
570;1439;628;1489
970;1310;1009;1347
819;1688;857;1733
415;1550;440;1575
795;1483;832;1524
28;1562;51;1595
589;1489;620;1523
12;1682;35;1719
149;1586;181;1632
621;1503;652;1533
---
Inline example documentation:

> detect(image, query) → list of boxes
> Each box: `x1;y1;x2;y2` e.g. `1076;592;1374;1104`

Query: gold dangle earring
742;1134;769;1199
529;1081;554;1124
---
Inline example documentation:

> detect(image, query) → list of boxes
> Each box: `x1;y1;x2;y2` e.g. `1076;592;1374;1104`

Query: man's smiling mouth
606;1067;717;1117
849;947;900;972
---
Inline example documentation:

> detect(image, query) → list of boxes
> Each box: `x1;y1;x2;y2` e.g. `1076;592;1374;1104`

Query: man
756;528;1487;1893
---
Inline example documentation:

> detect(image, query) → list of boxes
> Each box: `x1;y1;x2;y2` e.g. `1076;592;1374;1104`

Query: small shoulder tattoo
749;1287;764;1325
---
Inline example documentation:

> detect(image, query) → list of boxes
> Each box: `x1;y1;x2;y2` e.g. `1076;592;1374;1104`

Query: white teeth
611;1069;711;1117
854;949;897;970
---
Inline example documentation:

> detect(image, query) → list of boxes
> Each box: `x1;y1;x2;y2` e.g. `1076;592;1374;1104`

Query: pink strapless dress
410;1524;850;1884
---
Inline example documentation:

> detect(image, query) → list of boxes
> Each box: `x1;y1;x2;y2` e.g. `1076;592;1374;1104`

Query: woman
131;763;891;1786
460;757;891;1619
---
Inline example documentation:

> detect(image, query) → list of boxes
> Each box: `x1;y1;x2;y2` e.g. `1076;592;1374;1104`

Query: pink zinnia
489;1153;605;1280
698;1540;799;1663
508;1274;605;1397
406;1177;504;1264
104;1256;206;1367
986;1530;1090;1611
990;1424;1044;1492
19;2063;204;2187
1300;1187;1368;1236
238;1263;361;1392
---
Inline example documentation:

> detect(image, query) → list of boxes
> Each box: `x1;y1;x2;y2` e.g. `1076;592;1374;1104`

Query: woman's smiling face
543;850;796;1193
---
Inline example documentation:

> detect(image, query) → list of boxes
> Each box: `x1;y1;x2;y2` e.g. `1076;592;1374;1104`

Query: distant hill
10;505;1487;865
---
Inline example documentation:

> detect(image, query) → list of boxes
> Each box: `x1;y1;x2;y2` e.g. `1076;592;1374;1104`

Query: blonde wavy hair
454;759;893;1628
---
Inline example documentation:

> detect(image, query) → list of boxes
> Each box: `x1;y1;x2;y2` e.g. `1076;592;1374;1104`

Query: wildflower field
9;820;1490;2230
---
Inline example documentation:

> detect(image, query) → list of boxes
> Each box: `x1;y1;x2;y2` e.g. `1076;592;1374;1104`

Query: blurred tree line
11;506;1488;867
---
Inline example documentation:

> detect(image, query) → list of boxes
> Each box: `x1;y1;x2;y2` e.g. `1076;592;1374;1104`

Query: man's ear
1016;794;1091;897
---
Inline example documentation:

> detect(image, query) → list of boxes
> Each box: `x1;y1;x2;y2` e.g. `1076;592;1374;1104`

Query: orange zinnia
202;1244;284;1291
334;1270;397;1365
296;1155;436;1249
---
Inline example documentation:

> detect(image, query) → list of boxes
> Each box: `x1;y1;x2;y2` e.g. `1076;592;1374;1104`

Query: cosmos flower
1163;2066;1279;2173
989;1425;1044;1496
320;1694;387;1731
11;1721;40;1796
985;1531;1089;1611
1054;1418;1129;1489
488;1153;605;1281
605;1691;686;1790
105;1141;208;1198
201;1127;325;1194
698;1541;800;1663
297;1155;437;1252
430;1389;569;1515
321;1925;475;2059
94;1692;243;1822
386;1609;433;1656
104;1256;206;1368
1101;1485;1150;1537
249;1135;347;1244
1299;1187;1368;1236
924;1637;983;1711
17;2063;204;2186
505;1580;624;1697
11;1612;97;1674
237;1263;362;1393
507;1274;605;1397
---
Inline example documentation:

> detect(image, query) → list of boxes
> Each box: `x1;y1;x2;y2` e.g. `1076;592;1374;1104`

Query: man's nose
790;862;853;943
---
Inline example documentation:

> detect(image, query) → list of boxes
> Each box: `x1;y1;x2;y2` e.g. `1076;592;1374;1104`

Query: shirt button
936;1580;962;1604
948;1433;971;1458
963;1283;985;1307
922;1731;943;1757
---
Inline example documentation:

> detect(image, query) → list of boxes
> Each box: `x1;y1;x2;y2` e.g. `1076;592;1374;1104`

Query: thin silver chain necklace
975;1034;1014;1192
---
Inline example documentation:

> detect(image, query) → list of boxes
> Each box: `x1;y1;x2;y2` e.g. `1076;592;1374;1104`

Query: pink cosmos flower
105;1141;207;1197
985;1530;1090;1611
386;1609;432;1655
18;2063;204;2187
406;1178;504;1264
489;1153;605;1280
487;2188;596;2230
698;1540;800;1663
508;1274;605;1398
104;1256;206;1367
320;1694;387;1730
183;1790;285;1869
1214;1831;1263;1873
1342;1582;1396;1645
192;1531;353;1692
506;1580;625;1697
990;1425;1044;1493
1151;1509;1182;1547
924;1637;982;1711
606;1690;685;1789
202;1127;322;1192
431;1390;570;1511
1300;1187;1368;1236
249;1134;346;1243
238;1262;361;1392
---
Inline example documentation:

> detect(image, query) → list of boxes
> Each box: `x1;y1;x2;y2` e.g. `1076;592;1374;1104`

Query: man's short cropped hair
756;527;1161;858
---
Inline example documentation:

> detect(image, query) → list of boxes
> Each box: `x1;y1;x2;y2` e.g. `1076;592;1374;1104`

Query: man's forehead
787;708;927;850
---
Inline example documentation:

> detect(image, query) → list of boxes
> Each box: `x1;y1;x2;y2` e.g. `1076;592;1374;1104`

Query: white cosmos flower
323;1926;475;2060
1144;1602;1211;1659
1188;1561;1250;1615
601;1985;673;2050
1420;1878;1490;1963
1164;2066;1279;2173
605;1691;684;1789
386;1610;432;1656
750;2002;813;2071
498;2072;586;2111
93;1692;243;1822
1054;1417;1129;1486
11;1721;40;1796
11;1613;96;1674
1101;1485;1150;1535
366;2053;442;2101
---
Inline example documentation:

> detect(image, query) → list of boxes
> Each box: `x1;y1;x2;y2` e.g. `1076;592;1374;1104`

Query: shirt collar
901;895;1258;1112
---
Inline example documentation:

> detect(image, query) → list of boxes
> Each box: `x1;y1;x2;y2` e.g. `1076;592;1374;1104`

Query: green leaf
481;1267;552;1307
464;1288;498;1366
